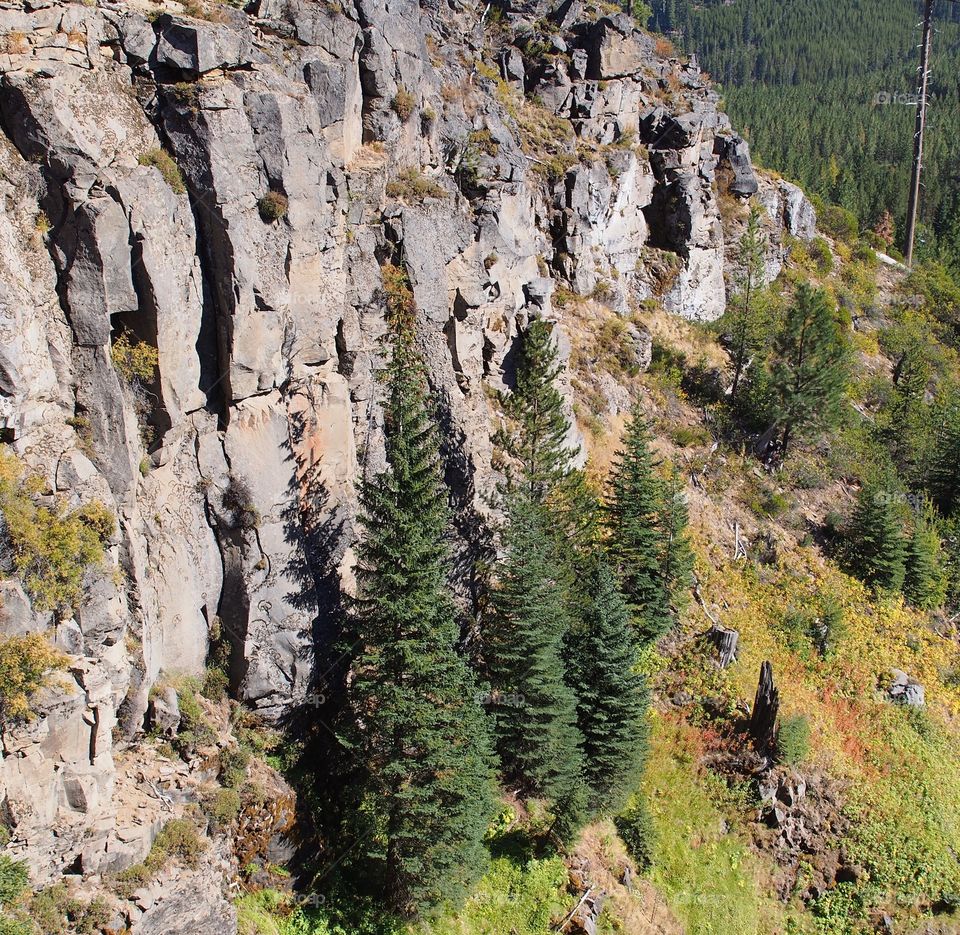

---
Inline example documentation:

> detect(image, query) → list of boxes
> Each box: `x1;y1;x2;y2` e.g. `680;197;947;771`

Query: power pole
905;0;934;268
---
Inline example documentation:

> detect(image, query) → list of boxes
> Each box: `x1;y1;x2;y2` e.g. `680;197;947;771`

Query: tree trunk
707;625;739;668
749;661;779;754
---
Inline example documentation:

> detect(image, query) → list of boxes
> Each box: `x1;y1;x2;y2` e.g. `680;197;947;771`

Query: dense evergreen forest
650;0;960;273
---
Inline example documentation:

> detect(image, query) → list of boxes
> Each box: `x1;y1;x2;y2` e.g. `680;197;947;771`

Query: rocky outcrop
0;0;819;918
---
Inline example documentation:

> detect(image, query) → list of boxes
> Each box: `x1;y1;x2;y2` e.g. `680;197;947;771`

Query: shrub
776;714;811;765
0;917;31;935
0;858;27;907
115;818;207;896
257;191;288;222
221;476;259;530
391;85;416;121
111;331;158;385
818;203;859;243
615;796;655;871
219;745;250;789
203;788;241;826
807;237;833;274
172;679;216;754
0;449;114;612
385;167;446;202
201;665;229;701
0;635;67;723
138;148;185;194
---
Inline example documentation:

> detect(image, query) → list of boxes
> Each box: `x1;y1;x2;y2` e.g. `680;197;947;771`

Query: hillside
0;1;960;935
650;0;960;274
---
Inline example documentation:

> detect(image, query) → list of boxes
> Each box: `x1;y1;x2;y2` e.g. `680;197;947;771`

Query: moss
138;148;186;194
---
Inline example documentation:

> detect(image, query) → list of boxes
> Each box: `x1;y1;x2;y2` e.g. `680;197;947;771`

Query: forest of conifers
650;0;960;273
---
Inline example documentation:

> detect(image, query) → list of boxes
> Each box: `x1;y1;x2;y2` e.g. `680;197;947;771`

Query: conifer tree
727;206;770;401
770;283;850;458
929;400;960;516
566;562;650;815
484;492;585;832
496;318;574;503
846;476;907;594
658;465;695;612
606;409;670;643
904;497;948;610
347;264;495;917
882;332;933;480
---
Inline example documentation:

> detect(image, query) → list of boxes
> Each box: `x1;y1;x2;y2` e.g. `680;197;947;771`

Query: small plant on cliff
776;714;812;765
137;148;185;194
257;191;288;222
0;634;67;723
0;448;114;612
110;331;158;387
385;167;446;202
390;85;416;121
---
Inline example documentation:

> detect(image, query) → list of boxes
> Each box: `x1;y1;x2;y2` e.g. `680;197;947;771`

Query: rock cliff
0;0;814;926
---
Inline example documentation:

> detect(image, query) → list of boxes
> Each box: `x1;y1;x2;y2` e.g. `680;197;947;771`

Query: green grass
642;715;795;935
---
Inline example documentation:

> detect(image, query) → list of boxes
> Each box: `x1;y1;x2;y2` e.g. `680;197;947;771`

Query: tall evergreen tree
882;331;933;481
606;409;670;643
658;465;695;612
904;497;948;610
496;318;574;503
347;264;495;917
484;492;585;831
566;562;650;815
770;283;850;458
929;400;960;516
846;476;908;594
727;206;771;401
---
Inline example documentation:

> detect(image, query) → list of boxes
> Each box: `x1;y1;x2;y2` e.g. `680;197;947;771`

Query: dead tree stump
749;661;780;754
706;625;739;668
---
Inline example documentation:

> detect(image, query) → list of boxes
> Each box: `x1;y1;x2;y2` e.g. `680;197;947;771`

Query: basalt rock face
0;0;813;913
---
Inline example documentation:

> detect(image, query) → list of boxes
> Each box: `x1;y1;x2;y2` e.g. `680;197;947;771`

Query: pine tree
846;477;907;593
929;400;960;516
566;562;650;815
347;264;495;917
606;409;670;643
484;492;585;830
770;283;850;458
658;465;694;612
882;331;933;480
496;318;574;503
727;206;770;401
904;496;948;610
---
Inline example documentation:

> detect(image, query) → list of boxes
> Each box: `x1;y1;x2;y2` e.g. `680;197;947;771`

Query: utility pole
905;0;934;268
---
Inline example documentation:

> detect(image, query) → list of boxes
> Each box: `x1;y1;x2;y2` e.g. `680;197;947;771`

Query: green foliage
219;745;251;788
0;917;31;935
204;787;241;826
257;191;289;222
171;678;216;754
903;498;948;610
344;273;495;916
495;319;574;502
605;409;670;642
0;448;114;612
776;714;812;765
770;282;850;457
725;206;772;401
27;884;110;935
485;492;585;835
614;794;655;871
0;634;67;723
138;147;185;194
816;203;859;243
0;858;27;907
566;563;649;815
845;477;907;593
929;399;960;516
658;465;695;610
111;331;158;385
115;818;206;896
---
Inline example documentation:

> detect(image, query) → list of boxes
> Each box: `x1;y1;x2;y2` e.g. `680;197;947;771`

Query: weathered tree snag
707;625;740;668
750;661;780;754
